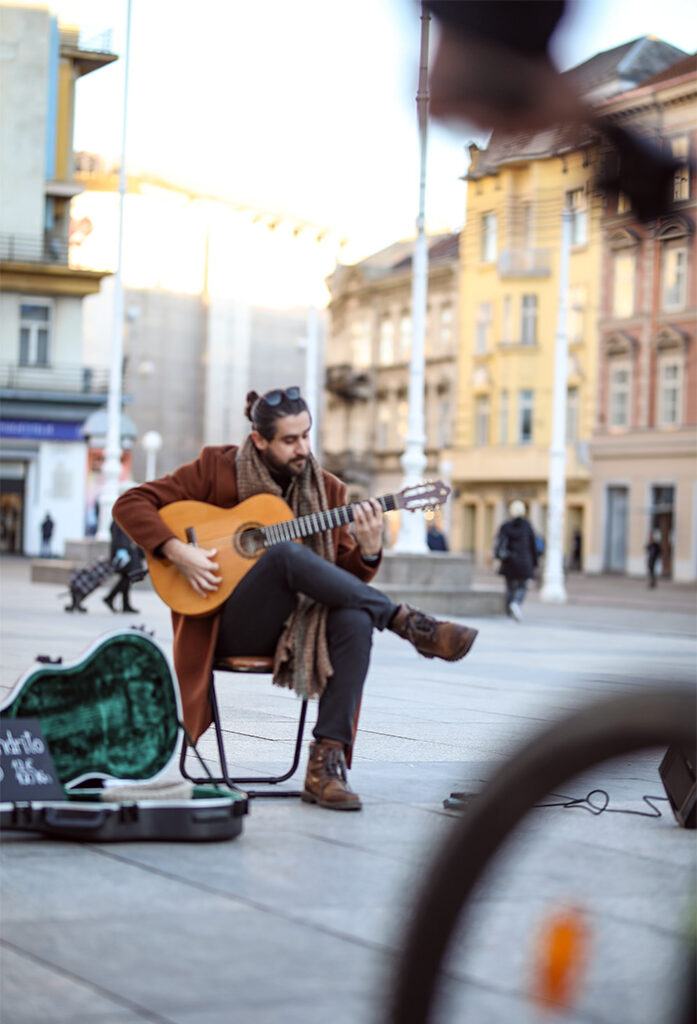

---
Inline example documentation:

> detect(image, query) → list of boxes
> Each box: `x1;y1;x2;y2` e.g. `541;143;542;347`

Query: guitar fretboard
260;494;397;547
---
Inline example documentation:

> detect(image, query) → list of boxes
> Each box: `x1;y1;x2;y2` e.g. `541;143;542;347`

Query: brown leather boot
301;740;362;811
389;604;478;662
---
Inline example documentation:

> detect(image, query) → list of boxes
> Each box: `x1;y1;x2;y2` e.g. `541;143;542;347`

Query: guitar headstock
394;480;451;513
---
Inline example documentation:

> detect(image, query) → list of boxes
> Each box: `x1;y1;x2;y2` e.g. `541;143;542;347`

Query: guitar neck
261;494;398;546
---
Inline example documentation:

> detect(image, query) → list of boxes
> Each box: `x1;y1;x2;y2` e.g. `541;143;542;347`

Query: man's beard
262;448;307;478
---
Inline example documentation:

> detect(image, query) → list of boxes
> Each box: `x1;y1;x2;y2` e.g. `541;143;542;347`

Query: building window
566;386;579;442
377;403;391;449
475;301;492;353
662;245;688;310
517;389;534;443
502;295;513;343
438;303;453;352
658;359;683;426
397;398;408;443
19;301;52;366
437;396;451;447
522;202;534;248
398;312;411;361
474;394;490;446
568;286;585;343
617;192;632;214
379;315;394;365
671;136;690;201
609;364;631;428
521;294;537;345
567;188;587;246
499;389;509;444
351;317;371;368
481;212;498;262
612;252;636;318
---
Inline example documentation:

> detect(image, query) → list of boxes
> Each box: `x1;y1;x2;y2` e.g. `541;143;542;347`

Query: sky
44;0;697;264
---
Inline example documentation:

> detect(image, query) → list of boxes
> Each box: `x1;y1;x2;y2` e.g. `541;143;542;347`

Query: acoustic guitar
146;480;450;617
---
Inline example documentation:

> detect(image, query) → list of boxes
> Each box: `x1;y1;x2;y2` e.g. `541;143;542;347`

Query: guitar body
146;495;297;618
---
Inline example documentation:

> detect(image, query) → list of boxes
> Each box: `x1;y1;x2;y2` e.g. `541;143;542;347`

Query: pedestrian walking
39;512;54;558
426;523;448;551
571;529;582;571
103;520;143;614
494;499;538;621
646;530;662;589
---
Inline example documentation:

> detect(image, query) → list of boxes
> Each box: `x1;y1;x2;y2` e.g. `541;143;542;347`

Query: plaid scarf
235;436;334;700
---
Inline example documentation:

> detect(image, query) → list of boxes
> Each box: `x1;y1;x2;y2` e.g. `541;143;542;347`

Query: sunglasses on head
262;386;301;407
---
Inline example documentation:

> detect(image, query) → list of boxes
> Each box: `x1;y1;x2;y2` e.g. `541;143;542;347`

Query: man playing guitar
114;387;478;811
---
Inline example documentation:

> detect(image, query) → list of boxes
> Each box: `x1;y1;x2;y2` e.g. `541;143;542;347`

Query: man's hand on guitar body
161;538;222;597
352;499;384;560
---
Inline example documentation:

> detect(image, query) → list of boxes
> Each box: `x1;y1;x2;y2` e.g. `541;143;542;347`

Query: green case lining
3;632;180;785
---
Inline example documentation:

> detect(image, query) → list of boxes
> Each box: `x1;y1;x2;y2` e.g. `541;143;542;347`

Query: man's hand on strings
162;538;222;597
352;499;384;559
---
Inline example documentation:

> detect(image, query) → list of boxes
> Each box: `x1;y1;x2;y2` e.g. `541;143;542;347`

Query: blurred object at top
424;1;694;221
426;0;581;132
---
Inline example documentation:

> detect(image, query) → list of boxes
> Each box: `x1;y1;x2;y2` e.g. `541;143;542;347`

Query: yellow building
448;37;688;569
449;136;599;566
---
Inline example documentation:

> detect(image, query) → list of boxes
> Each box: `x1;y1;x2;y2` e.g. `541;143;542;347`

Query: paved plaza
0;556;695;1024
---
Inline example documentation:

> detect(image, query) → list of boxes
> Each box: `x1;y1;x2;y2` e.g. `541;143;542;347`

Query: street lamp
97;0;132;539
541;206;572;603
394;4;430;554
141;430;162;481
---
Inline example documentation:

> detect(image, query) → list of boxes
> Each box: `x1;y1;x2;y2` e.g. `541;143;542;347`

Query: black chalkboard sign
0;718;64;802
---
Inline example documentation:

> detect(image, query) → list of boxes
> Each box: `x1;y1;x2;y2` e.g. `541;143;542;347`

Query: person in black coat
103;520;143;614
427;523;449;551
494;500;539;621
646;530;662;589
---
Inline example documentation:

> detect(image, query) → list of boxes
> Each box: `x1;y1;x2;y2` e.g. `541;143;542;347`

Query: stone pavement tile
446;895;689;1024
7;905;386;1022
171;993;380;1024
0;833;87;858
0;944;151;1024
0;844;242;925
91;827;423;948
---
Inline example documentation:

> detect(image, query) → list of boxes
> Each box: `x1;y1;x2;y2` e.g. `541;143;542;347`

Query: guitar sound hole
236;526;265;557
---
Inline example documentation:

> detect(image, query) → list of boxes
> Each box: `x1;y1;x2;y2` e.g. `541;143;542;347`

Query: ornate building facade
589;55;697;581
446;37;687;568
323;234;460;545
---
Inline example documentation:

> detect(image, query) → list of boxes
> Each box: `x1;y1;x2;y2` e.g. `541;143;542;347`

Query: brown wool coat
113;445;380;740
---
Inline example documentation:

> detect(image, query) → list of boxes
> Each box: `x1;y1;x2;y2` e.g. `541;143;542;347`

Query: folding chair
179;656;309;799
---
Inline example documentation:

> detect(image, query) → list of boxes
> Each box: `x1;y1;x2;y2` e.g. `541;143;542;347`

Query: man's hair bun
244;391;260;422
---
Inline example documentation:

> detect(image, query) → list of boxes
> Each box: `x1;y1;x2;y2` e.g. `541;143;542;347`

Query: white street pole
541;206;572;602
141;430;162;481
97;0;132;539
306;305;320;460
394;4;430;553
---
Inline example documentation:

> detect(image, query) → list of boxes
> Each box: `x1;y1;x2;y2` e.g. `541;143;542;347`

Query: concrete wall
589;431;697;580
24;440;87;557
0;4;49;239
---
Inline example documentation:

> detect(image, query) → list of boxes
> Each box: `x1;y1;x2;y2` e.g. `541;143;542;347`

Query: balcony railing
0;362;110;394
322;450;373;486
325;364;371;401
0;233;69;266
498;247;551;278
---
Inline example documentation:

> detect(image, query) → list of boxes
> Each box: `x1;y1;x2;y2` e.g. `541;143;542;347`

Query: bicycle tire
388;686;696;1024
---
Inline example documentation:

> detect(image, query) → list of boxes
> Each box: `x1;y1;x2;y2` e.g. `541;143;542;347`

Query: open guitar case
0;629;248;842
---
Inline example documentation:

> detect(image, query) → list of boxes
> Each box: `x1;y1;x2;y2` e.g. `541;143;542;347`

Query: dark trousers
505;576;528;608
216;542;398;747
105;573;134;610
